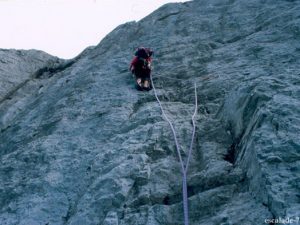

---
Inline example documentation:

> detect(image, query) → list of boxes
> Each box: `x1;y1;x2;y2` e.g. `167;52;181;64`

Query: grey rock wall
0;0;299;225
0;49;67;132
0;49;62;101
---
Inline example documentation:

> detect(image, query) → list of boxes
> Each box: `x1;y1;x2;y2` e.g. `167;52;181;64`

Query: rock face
0;49;62;101
0;49;68;131
0;0;299;224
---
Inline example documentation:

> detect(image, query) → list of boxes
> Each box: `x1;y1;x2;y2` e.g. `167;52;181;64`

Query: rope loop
150;74;198;225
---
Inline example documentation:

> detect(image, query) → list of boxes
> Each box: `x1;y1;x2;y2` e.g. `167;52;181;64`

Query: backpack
135;47;153;59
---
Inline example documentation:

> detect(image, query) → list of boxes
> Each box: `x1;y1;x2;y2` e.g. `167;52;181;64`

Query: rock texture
0;49;68;131
0;49;62;101
0;0;300;225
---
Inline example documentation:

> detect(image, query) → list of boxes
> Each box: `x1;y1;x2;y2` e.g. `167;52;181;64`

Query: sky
0;0;188;59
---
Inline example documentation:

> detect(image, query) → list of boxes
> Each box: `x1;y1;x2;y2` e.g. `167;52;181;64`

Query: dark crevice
0;79;30;105
163;196;170;205
204;106;211;114
223;121;246;164
224;142;236;164
187;186;195;197
157;12;181;21
62;201;73;224
153;193;182;206
0;125;11;133
0;59;75;106
34;59;76;79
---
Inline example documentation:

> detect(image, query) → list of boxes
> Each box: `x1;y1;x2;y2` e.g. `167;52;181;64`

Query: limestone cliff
0;0;299;224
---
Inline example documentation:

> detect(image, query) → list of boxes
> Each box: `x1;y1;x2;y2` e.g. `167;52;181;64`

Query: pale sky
0;0;188;59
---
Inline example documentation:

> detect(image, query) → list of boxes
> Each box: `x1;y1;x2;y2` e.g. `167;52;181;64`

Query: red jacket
130;56;152;72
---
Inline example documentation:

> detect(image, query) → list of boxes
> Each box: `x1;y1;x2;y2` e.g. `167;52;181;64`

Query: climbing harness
150;74;198;225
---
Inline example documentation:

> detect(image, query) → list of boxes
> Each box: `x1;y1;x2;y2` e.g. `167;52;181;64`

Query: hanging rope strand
185;83;198;173
150;74;198;225
150;75;185;172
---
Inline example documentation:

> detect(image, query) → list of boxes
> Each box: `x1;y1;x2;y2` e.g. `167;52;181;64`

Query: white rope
150;75;198;225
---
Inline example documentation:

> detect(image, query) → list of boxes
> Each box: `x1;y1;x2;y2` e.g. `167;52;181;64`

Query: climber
130;47;153;91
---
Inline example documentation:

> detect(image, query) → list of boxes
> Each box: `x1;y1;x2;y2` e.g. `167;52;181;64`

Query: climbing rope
150;74;198;225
